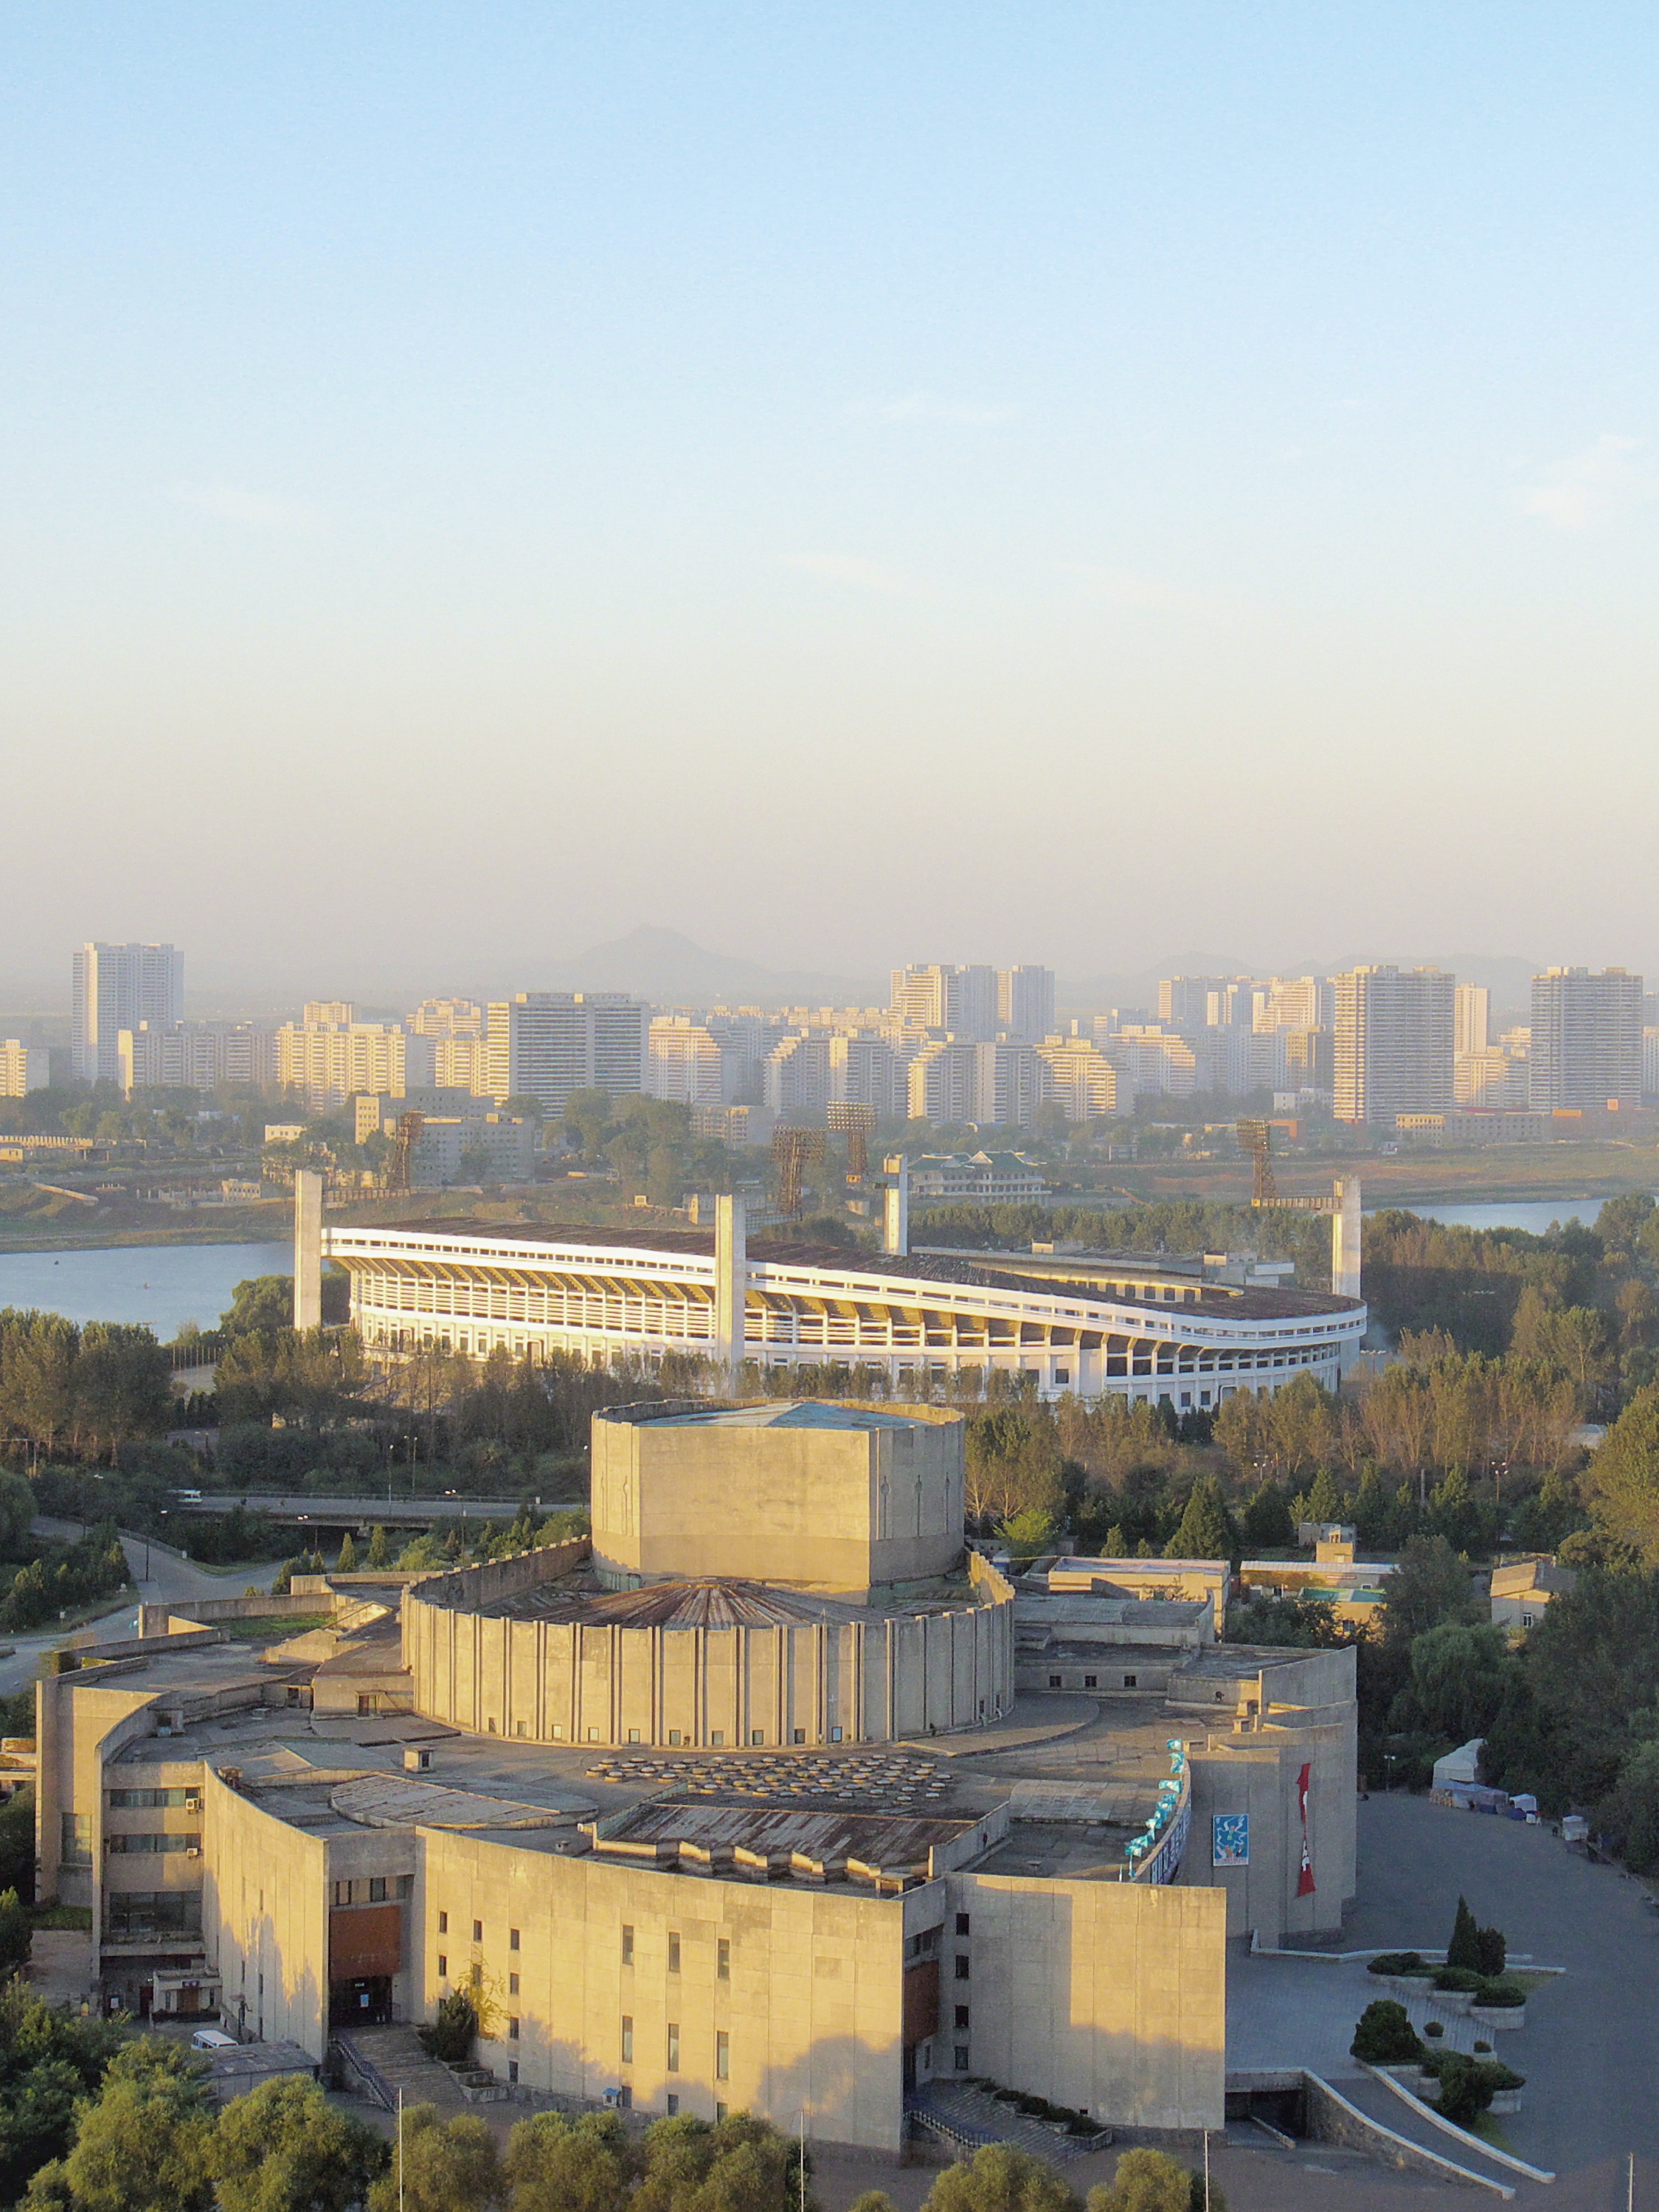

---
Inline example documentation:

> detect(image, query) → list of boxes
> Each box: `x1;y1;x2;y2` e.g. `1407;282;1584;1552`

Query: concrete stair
907;2081;1112;2164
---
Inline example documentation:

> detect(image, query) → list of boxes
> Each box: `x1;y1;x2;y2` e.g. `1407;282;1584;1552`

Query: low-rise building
906;1152;1047;1202
1489;1556;1577;1635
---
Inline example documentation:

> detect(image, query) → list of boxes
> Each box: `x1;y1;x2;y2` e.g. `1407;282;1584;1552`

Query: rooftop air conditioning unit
186;1846;201;1858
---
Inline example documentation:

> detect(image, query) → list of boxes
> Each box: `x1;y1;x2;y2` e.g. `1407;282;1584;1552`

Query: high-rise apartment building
0;1041;49;1098
888;964;1009;1041
1100;1023;1199;1098
1454;985;1490;1057
1528;968;1644;1112
482;993;648;1115
276;1019;434;1109
648;1016;734;1106
118;1022;277;1096
72;943;183;1085
409;998;485;1039
997;966;1057;1040
1036;1034;1123;1121
1332;966;1455;1126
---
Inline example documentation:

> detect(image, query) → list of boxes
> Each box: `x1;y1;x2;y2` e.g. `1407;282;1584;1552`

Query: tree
367;1525;392;1569
1378;1536;1478;1648
421;1988;477;2062
62;2040;215;2212
1597;1740;1659;1874
1584;1386;1659;1564
924;2143;1080;2212
336;1533;357;1574
0;1786;37;1904
368;2108;499;2212
1165;1477;1236;1561
1086;2149;1222;2212
0;1887;30;1978
631;2112;815;2212
505;2111;635;2212
221;1277;297;1338
1405;1624;1515;1745
1446;1896;1480;1972
209;2076;387;2212
1240;1480;1293;1550
71;1326;173;1458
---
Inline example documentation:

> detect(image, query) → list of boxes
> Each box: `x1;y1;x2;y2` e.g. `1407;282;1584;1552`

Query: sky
3;4;1658;1005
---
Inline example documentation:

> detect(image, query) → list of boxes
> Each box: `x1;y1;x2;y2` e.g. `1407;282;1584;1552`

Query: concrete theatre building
36;1404;1357;2155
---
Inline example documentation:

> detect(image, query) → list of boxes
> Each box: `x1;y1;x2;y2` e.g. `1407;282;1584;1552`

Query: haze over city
4;6;1659;1000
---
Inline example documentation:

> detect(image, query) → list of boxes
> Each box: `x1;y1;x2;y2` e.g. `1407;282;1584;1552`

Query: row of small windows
618;2017;730;2079
1049;1671;1137;1691
334;1876;413;1905
107;1787;198;1810
436;1918;732;1980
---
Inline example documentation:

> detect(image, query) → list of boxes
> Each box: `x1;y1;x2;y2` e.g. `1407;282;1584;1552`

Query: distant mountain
544;926;883;1009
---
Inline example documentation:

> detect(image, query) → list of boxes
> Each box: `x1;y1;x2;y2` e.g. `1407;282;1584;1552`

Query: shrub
1367;1951;1427;1976
1474;1977;1526;2007
1424;2020;1444;2038
1350;2000;1424;2064
1432;1966;1485;1994
1430;2053;1522;2127
420;1989;477;2064
1474;1924;1506;1977
1473;2041;1492;2054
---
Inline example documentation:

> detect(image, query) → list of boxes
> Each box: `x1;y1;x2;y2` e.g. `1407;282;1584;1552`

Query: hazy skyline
4;5;1658;997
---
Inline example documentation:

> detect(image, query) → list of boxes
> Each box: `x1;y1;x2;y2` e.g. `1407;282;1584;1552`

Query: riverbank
1095;1140;1659;1211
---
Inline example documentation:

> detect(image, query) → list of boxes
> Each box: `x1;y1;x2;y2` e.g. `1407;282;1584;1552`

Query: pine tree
367;1525;392;1569
1166;1477;1237;1561
1303;1466;1345;1525
1447;1894;1481;1971
336;1533;357;1574
1242;1481;1294;1550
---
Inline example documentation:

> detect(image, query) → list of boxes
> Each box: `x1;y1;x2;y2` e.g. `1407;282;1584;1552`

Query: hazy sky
4;5;1658;1002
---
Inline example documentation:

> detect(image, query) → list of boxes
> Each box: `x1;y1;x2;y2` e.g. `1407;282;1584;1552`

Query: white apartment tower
888;964;1007;1041
997;965;1057;1040
1332;965;1455;1126
1454;985;1490;1057
1528;968;1644;1112
485;993;648;1115
72;942;183;1085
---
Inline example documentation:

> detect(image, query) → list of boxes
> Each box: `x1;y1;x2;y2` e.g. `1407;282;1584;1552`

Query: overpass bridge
172;1494;547;1535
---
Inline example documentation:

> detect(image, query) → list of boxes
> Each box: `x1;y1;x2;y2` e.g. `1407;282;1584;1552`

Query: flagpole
398;2087;404;2212
1203;2129;1211;2212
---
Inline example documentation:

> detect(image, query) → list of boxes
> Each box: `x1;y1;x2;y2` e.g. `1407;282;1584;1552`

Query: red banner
1296;1761;1316;1895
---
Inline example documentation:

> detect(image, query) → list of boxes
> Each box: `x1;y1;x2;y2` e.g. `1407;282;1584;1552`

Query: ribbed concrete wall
403;1542;1015;1746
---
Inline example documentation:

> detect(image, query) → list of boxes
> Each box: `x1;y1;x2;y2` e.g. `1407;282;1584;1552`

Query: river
1376;1199;1641;1235
0;1241;291;1338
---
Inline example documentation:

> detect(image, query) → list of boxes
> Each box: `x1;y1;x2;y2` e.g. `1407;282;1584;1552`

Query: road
0;1519;285;1699
174;1493;530;1528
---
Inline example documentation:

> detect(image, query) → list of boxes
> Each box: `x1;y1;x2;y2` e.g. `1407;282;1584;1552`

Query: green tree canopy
1584;1385;1659;1565
220;1277;297;1338
1405;1624;1516;1746
1165;1476;1236;1561
1086;2148;1221;2212
61;2040;215;2212
1379;1536;1479;1648
505;2109;636;2212
924;2143;1081;2212
209;2076;386;2212
368;2108;499;2212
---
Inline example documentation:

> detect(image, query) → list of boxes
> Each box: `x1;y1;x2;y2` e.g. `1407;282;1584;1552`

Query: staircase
907;2081;1112;2164
333;2023;508;2114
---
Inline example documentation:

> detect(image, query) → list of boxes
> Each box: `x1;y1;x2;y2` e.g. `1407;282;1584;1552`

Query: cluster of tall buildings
4;943;1650;1142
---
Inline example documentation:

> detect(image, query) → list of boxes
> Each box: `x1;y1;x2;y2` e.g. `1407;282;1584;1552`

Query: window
369;1876;387;1903
717;1939;730;1980
666;2095;679;2117
829;1727;842;1742
508;2061;519;2084
666;2024;680;2072
716;2104;728;2125
508;2017;520;2041
1055;1367;1070;1386
750;1730;764;1745
792;1728;806;1744
1123;1674;1137;1689
473;1921;483;1943
437;1912;448;1934
621;2016;634;2063
60;1814;91;1867
710;1732;724;1747
437;1956;447;1978
510;1927;520;1951
514;1722;527;1738
955;2006;970;2031
716;2031;730;2081
108;1787;191;1809
617;2087;631;2110
587;1727;599;1741
628;1730;641;1744
1048;1674;1061;1688
954;2048;970;2072
955;1913;971;1936
955;1956;970;1981
509;1972;520;1995
621;1925;634;1966
333;1880;353;1907
668;1931;681;1974
1084;1675;1098;1689
668;1729;682;1746
470;1963;482;1989
105;1832;198;1855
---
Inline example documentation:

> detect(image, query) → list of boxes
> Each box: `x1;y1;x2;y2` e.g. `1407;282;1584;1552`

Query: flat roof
643;1401;921;1432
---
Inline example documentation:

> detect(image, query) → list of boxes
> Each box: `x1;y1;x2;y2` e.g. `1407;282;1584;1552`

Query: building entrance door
329;1975;392;2027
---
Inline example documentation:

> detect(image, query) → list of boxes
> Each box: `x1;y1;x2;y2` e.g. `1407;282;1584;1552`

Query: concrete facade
589;1403;966;1595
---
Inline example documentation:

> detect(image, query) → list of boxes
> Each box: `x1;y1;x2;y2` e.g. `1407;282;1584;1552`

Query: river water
1380;1199;1641;1235
0;1241;291;1338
